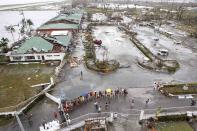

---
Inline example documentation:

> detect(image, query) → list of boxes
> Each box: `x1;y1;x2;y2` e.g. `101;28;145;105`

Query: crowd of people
61;88;128;113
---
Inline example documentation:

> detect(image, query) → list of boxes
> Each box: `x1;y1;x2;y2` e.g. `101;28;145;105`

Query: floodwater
133;25;197;64
52;25;197;100
92;26;144;63
94;2;197;11
0;19;197;131
96;3;153;9
0;11;57;45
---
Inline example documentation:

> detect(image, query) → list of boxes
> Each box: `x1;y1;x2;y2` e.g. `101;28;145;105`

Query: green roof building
37;9;84;32
49;13;83;23
17;36;53;54
37;23;79;31
16;35;71;54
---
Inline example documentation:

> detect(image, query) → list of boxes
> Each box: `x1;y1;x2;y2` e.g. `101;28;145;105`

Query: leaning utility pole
15;113;25;131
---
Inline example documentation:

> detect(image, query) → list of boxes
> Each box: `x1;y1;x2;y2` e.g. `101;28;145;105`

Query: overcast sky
0;0;63;5
0;0;196;5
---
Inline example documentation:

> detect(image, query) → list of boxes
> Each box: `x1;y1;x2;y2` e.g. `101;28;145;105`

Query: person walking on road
105;102;109;110
98;106;102;113
191;99;196;106
153;82;157;90
80;71;83;80
94;101;98;110
54;112;58;119
145;98;150;105
42;119;46;129
27;114;33;127
130;98;135;108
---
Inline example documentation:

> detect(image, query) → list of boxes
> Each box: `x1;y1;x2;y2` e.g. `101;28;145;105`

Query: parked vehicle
94;40;102;46
174;40;181;44
153;37;159;41
157;49;169;56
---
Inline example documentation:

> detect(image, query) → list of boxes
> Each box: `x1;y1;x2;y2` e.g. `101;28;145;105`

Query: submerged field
155;121;194;131
0;64;54;109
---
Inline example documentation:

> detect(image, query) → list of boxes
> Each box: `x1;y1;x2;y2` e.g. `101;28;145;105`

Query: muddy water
92;26;144;64
134;25;197;81
53;26;197;100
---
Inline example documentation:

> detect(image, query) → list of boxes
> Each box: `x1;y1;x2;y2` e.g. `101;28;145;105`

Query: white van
174;40;181;44
153;37;159;41
157;49;169;56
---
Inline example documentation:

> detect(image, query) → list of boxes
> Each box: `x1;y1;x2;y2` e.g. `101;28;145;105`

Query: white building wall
9;53;65;62
43;53;65;61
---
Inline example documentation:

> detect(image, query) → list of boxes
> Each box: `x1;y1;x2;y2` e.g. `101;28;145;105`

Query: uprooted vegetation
84;25;119;73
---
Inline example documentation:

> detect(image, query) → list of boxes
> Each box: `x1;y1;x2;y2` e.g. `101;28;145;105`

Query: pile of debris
69;57;83;68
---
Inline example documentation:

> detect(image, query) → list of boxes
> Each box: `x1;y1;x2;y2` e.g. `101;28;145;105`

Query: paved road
1;27;197;131
1;86;196;131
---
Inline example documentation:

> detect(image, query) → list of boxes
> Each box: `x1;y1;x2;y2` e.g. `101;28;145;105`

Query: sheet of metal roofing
38;23;78;30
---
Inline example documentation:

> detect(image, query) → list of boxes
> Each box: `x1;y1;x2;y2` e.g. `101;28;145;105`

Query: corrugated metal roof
65;13;83;21
50;14;68;22
45;35;71;47
38;23;79;30
37;9;83;31
54;35;71;47
50;10;83;22
17;36;53;54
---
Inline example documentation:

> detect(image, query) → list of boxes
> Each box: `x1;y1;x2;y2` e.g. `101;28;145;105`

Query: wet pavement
1;26;197;131
1;87;196;131
52;27;156;98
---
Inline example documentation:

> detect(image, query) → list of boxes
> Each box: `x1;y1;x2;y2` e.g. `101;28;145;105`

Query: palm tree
17;25;25;41
20;25;25;35
20;18;34;34
5;25;15;42
26;19;34;32
0;37;9;53
19;10;34;33
21;18;27;31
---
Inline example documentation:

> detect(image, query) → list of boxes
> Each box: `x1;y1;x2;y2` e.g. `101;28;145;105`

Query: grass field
0;64;54;109
0;117;13;127
159;83;197;95
0;56;9;62
155;121;194;131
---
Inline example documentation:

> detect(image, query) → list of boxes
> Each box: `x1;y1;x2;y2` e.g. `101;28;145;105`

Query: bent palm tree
26;19;34;32
21;18;34;33
0;37;9;53
5;25;15;42
27;19;33;27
